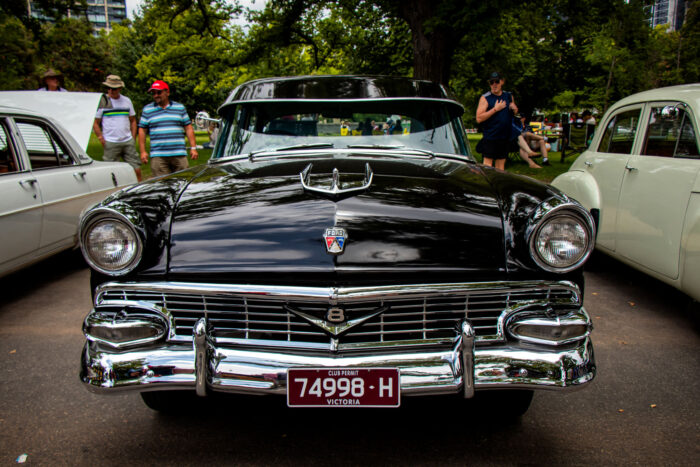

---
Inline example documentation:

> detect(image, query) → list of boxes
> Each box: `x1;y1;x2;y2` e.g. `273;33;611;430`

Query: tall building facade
84;0;127;31
648;0;689;32
27;0;127;32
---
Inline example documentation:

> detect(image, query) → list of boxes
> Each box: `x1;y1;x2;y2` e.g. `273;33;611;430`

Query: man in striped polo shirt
138;80;198;177
93;75;142;181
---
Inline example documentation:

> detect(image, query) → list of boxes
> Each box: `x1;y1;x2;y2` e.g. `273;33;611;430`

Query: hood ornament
300;163;373;199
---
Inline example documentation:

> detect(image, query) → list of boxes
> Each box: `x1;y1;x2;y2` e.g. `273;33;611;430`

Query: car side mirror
195;111;221;129
660;103;686;120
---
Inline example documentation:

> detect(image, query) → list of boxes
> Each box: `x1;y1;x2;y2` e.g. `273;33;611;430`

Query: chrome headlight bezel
83;308;168;348
506;307;592;346
79;203;145;276
528;198;596;273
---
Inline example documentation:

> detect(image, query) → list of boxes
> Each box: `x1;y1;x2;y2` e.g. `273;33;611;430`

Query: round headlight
531;214;592;272
81;217;142;275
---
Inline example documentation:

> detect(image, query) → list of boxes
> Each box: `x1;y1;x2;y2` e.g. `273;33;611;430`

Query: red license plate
287;368;400;407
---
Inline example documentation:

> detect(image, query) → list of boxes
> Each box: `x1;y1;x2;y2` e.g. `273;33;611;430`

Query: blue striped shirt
138;101;191;157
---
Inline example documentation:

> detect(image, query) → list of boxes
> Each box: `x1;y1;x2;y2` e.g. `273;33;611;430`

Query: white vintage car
0;92;137;277
552;84;700;301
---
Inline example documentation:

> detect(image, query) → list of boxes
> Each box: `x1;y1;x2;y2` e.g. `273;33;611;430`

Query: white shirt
95;95;136;143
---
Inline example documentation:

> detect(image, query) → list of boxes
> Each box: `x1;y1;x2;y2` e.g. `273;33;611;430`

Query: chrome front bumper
81;320;595;397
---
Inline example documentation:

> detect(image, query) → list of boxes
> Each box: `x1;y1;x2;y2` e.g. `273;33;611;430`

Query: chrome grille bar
96;280;581;351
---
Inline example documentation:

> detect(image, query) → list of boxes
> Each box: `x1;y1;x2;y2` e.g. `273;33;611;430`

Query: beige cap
103;74;125;88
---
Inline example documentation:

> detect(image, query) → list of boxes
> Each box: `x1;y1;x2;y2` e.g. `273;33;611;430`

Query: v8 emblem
326;307;345;323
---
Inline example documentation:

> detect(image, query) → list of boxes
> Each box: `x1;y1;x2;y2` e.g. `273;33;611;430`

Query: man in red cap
138;80;198;177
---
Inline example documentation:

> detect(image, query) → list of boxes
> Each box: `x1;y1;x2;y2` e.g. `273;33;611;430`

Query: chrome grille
96;282;580;350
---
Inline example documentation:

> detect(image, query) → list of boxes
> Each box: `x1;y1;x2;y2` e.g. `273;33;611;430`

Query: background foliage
1;0;698;123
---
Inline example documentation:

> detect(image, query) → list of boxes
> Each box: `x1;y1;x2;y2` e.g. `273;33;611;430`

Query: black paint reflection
91;152;578;286
168;156;507;273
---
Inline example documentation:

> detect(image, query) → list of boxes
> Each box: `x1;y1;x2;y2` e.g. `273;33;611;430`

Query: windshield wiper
247;143;334;161
274;143;335;152
346;144;434;158
346;144;404;150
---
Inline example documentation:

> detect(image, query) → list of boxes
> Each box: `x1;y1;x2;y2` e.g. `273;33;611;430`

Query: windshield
212;100;472;160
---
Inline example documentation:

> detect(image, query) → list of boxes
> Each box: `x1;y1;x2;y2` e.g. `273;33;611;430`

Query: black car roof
219;75;464;117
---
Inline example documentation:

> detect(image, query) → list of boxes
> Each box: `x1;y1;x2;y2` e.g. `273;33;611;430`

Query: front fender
551;170;601;213
681;192;700;302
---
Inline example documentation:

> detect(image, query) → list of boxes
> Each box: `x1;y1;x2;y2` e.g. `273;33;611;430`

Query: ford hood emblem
324;227;347;254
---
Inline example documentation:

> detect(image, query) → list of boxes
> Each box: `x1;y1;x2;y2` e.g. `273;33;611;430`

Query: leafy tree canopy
0;0;696;126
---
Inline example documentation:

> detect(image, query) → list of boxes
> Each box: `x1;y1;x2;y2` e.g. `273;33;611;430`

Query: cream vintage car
0;92;137;277
552;84;700;301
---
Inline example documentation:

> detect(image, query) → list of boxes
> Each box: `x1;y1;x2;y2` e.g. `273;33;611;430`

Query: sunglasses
150;90;164;95
488;79;500;85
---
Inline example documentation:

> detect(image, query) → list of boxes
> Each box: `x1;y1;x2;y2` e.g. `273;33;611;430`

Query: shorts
150;156;189;177
476;138;509;160
103;139;141;169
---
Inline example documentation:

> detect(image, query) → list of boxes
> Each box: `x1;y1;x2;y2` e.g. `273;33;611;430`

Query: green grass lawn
467;134;579;184
87;132;578;184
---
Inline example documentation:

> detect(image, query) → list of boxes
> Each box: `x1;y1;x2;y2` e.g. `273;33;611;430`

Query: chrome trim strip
94;280;581;304
211;336;457;351
221;97;464;107
211;148;474;165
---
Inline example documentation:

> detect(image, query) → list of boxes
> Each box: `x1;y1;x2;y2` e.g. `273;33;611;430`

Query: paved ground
1;250;698;465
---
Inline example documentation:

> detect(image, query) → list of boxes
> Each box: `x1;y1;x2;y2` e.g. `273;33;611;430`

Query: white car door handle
73;171;87;179
625;164;638;172
19;178;37;187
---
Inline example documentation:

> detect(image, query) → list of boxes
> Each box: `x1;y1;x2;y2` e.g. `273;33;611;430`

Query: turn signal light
507;310;591;346
84;312;166;348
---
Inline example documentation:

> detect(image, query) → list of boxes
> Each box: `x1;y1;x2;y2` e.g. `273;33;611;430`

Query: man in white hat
93;74;142;181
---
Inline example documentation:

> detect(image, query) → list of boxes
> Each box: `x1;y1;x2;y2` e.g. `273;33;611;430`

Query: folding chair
561;122;595;162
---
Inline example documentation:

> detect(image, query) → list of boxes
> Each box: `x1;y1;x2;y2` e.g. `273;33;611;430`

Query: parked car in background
78;75;597;415
0;92;137;278
552;84;700;301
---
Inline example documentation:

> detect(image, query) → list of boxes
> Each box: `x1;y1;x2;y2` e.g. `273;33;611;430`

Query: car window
0;120;20;174
15;119;76;169
677;111;700;158
643;106;700;158
597;108;641;154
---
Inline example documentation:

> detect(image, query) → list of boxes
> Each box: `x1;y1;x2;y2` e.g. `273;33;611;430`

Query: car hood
165;155;506;279
0;91;101;150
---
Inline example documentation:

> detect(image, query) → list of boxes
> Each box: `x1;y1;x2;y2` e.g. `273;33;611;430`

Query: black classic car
79;75;596;414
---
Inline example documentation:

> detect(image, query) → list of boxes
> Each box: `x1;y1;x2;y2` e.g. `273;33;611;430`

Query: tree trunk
397;0;455;85
604;56;617;112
